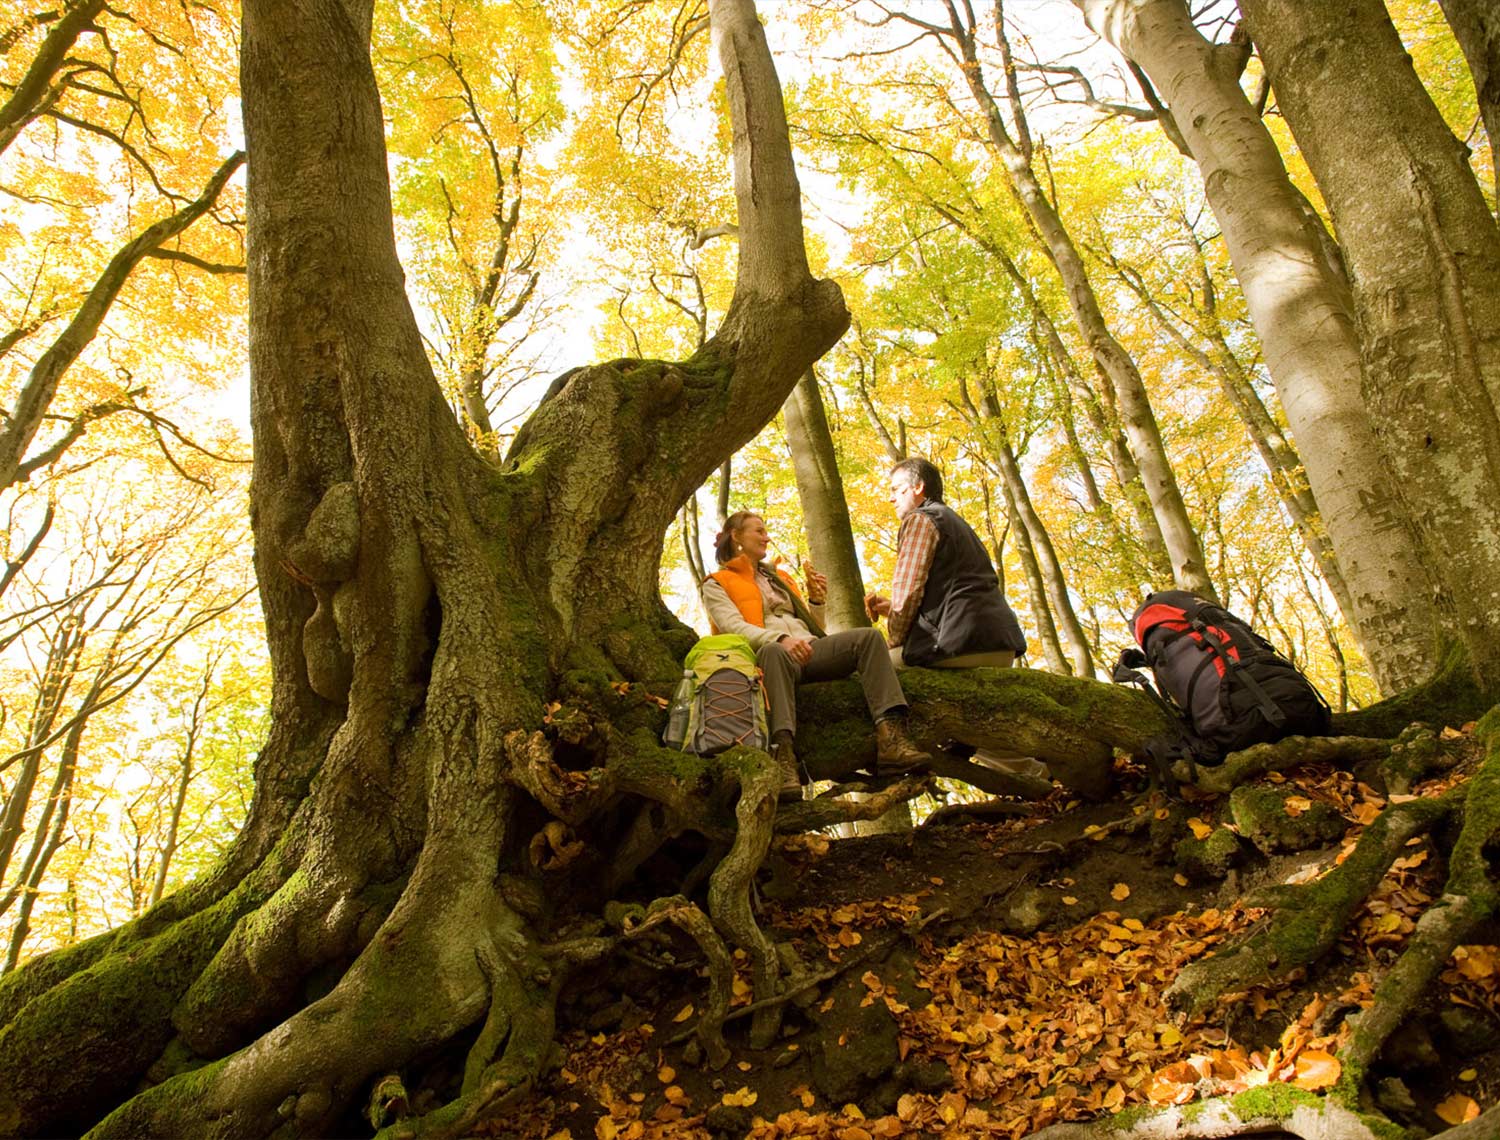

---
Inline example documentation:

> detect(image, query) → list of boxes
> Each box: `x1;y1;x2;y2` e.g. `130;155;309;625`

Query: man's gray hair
891;457;944;503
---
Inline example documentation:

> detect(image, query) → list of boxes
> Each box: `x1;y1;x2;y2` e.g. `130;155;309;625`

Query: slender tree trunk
716;459;732;526
1438;0;1500;212
3;719;82;972
850;349;905;463
942;0;1212;597
998;470;1069;675
1242;0;1500;692
942;207;1172;585
681;497;707;583
1106;246;1357;626
0;623;79;895
149;675;212;908
975;397;1094;678
1046;360;1105;512
1075;0;1445;694
782;369;868;630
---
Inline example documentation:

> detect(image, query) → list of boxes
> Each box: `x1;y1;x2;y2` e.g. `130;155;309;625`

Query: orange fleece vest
707;554;805;631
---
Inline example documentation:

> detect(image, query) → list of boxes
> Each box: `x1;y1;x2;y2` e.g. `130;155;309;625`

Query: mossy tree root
625;896;733;1069
1023;1088;1388;1140
795;668;1176;800
0;820;307;1139
1340;706;1500;1072
1166;788;1461;1015
382;935;616;1140
1195;736;1393;794
81;763;525;1140
707;751;783;1049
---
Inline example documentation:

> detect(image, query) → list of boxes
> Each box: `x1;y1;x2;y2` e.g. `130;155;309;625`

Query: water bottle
663;670;694;749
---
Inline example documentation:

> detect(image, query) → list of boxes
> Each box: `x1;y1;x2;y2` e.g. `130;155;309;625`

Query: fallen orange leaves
1291;1051;1341;1091
1437;1093;1481;1125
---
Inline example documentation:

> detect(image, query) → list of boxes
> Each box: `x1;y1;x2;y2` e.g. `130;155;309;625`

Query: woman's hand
864;592;891;621
779;635;815;665
803;559;828;604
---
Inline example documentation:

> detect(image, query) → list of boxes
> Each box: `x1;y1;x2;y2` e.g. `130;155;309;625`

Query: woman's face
735;516;771;562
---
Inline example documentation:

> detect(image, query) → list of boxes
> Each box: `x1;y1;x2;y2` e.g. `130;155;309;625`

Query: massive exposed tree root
1167;783;1461;1015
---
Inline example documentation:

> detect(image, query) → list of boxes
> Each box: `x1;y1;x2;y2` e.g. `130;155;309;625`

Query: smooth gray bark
1103;237;1355;629
1074;0;1445;694
782;369;869;631
1242;0;1500;692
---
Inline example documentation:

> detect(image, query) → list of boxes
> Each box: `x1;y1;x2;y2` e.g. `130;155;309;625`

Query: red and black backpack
1115;590;1332;767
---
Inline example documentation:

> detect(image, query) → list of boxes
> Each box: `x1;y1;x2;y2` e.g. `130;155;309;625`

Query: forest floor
466;739;1499;1140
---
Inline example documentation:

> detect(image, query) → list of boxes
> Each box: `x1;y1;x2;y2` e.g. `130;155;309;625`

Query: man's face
889;474;924;520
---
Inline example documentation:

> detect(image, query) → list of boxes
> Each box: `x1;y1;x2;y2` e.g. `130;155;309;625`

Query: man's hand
803;558;828;604
778;635;815;665
864;592;891;621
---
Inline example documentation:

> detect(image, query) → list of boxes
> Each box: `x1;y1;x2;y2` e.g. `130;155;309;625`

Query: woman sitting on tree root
701;510;932;802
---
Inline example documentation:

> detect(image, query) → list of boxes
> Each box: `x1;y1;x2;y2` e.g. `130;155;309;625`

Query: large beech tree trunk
0;0;848;1135
782;369;869;631
1074;0;1446;695
1240;0;1500;693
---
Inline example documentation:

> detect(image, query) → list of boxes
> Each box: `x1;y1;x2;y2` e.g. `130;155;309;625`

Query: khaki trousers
757;628;907;738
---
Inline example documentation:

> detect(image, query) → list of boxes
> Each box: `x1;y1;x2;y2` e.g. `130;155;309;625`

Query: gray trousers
889;646;1016;670
757;628;907;738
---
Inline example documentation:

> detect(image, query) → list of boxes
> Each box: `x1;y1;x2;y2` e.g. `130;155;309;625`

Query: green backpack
662;634;770;755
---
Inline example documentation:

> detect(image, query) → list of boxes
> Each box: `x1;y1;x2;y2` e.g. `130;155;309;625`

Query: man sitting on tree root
866;458;1045;783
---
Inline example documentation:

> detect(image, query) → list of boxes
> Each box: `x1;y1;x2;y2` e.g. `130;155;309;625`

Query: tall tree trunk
967;379;1094;679
935;199;1172;585
1242;0;1500;692
1439;0;1500;213
999;479;1069;674
1074;0;1446;695
782;369;868;631
0;0;849;1133
1103;242;1357;627
940;0;1213;597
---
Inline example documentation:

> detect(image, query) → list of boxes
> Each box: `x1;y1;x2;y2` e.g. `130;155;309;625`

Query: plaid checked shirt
886;509;940;647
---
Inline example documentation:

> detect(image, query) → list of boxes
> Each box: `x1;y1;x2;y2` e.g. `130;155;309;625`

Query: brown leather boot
875;717;933;775
772;735;802;802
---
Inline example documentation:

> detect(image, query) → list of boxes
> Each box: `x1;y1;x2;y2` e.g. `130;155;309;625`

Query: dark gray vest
903;501;1027;667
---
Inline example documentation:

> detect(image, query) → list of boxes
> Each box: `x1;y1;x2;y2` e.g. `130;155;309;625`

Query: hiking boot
772;737;802;802
875;717;933;775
